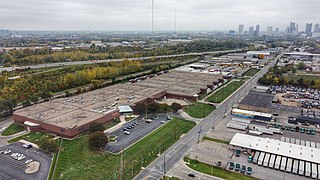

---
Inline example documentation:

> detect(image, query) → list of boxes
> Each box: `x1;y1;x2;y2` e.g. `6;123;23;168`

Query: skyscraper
275;27;280;34
314;23;320;32
267;26;273;35
238;24;244;35
255;24;260;36
289;21;296;34
248;26;254;36
305;23;313;35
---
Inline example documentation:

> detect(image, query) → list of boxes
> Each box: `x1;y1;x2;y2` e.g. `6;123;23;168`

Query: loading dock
285;137;290;143
295;139;300;145
316;143;320;149
311;142;316;148
280;137;285;142
290;138;295;144
301;140;306;146
305;162;311;177
318;164;320;179
306;141;311;147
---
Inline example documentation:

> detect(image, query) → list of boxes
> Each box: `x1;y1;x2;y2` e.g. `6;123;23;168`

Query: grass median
243;68;260;77
1;123;25;136
203;136;230;144
207;81;244;103
184;102;216;118
184;157;257;180
7;132;54;144
53;118;196;180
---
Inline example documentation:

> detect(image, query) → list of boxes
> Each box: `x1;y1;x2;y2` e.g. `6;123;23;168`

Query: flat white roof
230;133;320;164
118;105;133;113
232;108;272;118
24;121;39;127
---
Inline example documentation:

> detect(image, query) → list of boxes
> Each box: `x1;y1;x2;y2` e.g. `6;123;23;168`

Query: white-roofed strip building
230;133;320;177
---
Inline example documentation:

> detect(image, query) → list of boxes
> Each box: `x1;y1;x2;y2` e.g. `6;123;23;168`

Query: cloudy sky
0;0;319;31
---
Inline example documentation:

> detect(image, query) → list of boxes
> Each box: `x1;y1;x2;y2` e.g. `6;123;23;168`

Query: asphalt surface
0;49;244;73
133;48;291;179
106;114;171;154
0;142;52;180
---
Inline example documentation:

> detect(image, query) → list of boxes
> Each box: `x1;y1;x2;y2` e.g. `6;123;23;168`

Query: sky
0;0;319;31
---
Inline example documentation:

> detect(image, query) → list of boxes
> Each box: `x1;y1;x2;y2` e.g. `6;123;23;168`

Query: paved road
133;48;291;179
0;49;244;73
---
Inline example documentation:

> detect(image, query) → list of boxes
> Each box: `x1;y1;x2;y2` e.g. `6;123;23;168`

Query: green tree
89;123;105;133
171;102;182;112
297;62;306;70
89;131;109;150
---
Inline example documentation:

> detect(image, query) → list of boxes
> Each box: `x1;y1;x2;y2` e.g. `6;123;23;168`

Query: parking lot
0;142;52;180
106;114;172;154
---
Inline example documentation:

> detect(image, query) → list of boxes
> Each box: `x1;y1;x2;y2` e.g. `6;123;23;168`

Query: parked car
124;131;130;135
241;165;246;173
229;162;235;170
247;167;252;175
25;159;33;164
160;121;166;124
235;163;241;171
187;173;195;177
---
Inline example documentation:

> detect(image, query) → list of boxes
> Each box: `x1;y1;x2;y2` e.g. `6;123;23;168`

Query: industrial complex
13;69;226;137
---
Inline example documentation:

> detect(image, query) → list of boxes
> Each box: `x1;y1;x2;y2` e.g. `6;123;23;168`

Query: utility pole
120;141;124;180
163;153;166;178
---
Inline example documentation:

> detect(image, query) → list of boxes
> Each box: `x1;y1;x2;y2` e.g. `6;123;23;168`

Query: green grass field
184;157;257;180
207;81;244;103
203;136;230;144
53;118;196;180
7;132;54;144
1;123;25;136
243;68;260;77
184;102;216;118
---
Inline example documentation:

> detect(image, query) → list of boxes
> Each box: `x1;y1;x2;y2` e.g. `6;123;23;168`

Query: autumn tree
89;131;109;150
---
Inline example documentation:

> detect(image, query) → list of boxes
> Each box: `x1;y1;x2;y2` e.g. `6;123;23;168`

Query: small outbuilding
118;105;133;115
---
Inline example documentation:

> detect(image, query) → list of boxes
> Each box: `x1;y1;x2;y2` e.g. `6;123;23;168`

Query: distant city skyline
0;0;319;31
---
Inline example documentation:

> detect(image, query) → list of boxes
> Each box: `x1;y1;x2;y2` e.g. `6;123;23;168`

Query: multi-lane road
133;48;290;180
0;49;244;73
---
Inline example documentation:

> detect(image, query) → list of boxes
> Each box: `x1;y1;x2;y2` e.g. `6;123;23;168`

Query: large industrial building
13;70;225;138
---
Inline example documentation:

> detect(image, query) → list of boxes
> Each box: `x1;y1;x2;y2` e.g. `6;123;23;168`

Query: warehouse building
13;70;224;138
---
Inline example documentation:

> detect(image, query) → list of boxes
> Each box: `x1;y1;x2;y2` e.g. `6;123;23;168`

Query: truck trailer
263;153;270;167
269;154;276;168
269;127;283;134
274;155;282;170
286;158;293;172
248;130;262;136
299;160;305;176
305;162;311;177
254;127;274;135
258;152;265;166
253;151;260;164
292;160;299;174
311;163;318;179
227;122;247;131
231;118;251;124
280;157;287;171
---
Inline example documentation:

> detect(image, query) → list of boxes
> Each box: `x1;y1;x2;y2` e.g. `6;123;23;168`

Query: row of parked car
268;85;320;95
0;148;33;164
229;162;252;175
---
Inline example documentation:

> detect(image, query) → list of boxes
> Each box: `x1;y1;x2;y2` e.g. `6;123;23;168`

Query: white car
124;131;130;135
25;159;33;164
160;121;166;124
18;155;26;161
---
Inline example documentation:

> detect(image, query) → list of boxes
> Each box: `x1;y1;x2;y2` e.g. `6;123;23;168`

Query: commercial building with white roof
230;133;320;164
